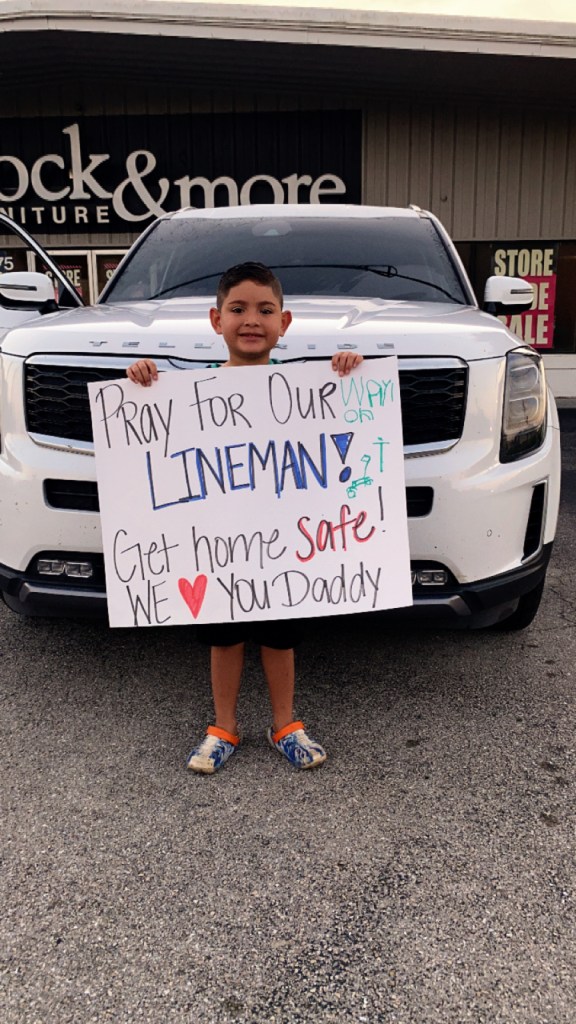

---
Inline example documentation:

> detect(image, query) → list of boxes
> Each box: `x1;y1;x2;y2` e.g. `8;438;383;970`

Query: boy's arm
331;351;363;377
126;358;159;386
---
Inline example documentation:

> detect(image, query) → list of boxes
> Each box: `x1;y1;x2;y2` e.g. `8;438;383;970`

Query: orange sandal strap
272;720;305;744
207;725;240;746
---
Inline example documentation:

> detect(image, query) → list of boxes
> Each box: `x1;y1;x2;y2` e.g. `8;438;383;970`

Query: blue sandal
186;726;239;774
267;720;327;769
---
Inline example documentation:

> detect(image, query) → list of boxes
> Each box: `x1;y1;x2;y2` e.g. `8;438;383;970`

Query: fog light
37;559;66;576
36;559;93;578
64;562;93;579
412;570;448;586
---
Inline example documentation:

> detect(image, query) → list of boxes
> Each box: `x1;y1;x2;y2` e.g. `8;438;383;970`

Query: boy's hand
331;351;364;377
126;358;159;387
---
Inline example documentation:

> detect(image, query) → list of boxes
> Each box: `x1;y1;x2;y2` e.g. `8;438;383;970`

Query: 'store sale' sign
88;358;413;628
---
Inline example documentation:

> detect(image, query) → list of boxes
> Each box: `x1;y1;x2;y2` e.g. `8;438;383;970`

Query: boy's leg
260;645;295;732
212;642;245;735
260;636;326;769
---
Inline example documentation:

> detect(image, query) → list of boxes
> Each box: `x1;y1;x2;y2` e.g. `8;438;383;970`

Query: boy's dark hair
216;262;283;310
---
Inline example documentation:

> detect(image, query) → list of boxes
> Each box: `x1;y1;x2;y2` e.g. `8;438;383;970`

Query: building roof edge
1;0;575;58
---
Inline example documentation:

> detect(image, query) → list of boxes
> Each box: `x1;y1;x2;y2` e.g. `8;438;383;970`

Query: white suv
0;205;560;628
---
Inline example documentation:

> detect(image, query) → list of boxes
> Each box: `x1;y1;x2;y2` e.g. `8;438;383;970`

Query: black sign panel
0;111;361;233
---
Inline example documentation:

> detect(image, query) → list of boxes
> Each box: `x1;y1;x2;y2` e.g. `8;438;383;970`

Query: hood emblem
89;340;108;347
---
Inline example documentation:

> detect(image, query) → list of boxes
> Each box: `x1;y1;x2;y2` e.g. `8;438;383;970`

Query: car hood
2;295;521;361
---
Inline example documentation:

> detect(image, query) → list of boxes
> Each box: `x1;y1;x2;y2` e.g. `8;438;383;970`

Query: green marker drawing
346;454;373;498
373;436;390;472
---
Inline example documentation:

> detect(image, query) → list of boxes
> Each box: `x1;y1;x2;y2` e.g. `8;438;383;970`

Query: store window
95;252;126;297
553;245;576;354
456;241;576;354
39;252;90;303
29;249;128;303
0;246;28;274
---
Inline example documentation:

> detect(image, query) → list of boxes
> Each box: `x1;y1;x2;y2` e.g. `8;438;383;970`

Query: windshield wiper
277;263;464;303
146;263;463;303
148;272;227;300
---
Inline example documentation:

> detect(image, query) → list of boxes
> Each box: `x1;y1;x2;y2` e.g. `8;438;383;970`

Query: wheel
491;580;545;631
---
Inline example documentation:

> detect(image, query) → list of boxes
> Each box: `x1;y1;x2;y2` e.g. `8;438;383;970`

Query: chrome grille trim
30;433;95;456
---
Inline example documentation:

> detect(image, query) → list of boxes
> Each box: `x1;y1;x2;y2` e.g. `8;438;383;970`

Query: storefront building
0;0;575;394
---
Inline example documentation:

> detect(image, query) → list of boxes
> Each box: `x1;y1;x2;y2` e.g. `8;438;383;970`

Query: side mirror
483;275;534;316
0;271;56;308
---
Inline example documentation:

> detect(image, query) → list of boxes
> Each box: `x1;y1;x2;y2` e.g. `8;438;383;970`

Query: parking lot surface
1;412;575;1024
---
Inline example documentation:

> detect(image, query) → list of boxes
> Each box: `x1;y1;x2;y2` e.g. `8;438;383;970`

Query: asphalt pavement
1;412;575;1024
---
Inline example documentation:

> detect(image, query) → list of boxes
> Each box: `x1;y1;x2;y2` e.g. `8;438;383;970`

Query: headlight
500;348;547;463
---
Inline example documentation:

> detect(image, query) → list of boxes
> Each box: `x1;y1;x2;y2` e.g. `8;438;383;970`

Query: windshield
102;215;469;305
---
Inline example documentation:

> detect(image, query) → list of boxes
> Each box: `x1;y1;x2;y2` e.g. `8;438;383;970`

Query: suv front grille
399;367;467;446
24;361;468;448
25;364;127;444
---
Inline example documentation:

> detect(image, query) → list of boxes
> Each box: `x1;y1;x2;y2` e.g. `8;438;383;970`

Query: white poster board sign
88;357;412;627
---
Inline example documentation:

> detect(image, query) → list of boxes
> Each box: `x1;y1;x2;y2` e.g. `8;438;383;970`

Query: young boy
127;261;362;774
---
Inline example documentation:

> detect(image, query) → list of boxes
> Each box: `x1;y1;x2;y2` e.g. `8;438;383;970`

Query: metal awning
0;25;575;104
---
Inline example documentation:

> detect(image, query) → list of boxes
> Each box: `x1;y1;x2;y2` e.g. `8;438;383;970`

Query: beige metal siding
364;104;576;241
3;87;575;244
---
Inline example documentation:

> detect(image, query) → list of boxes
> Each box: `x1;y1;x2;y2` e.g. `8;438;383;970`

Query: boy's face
209;280;292;366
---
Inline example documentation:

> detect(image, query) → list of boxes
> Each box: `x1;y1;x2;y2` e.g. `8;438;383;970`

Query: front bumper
396;541;553;628
0;543;553;626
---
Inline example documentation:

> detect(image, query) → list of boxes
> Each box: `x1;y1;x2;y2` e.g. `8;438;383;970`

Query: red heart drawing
178;575;208;619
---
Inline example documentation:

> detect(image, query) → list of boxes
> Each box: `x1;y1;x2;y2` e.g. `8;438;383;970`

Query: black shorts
195;618;309;650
